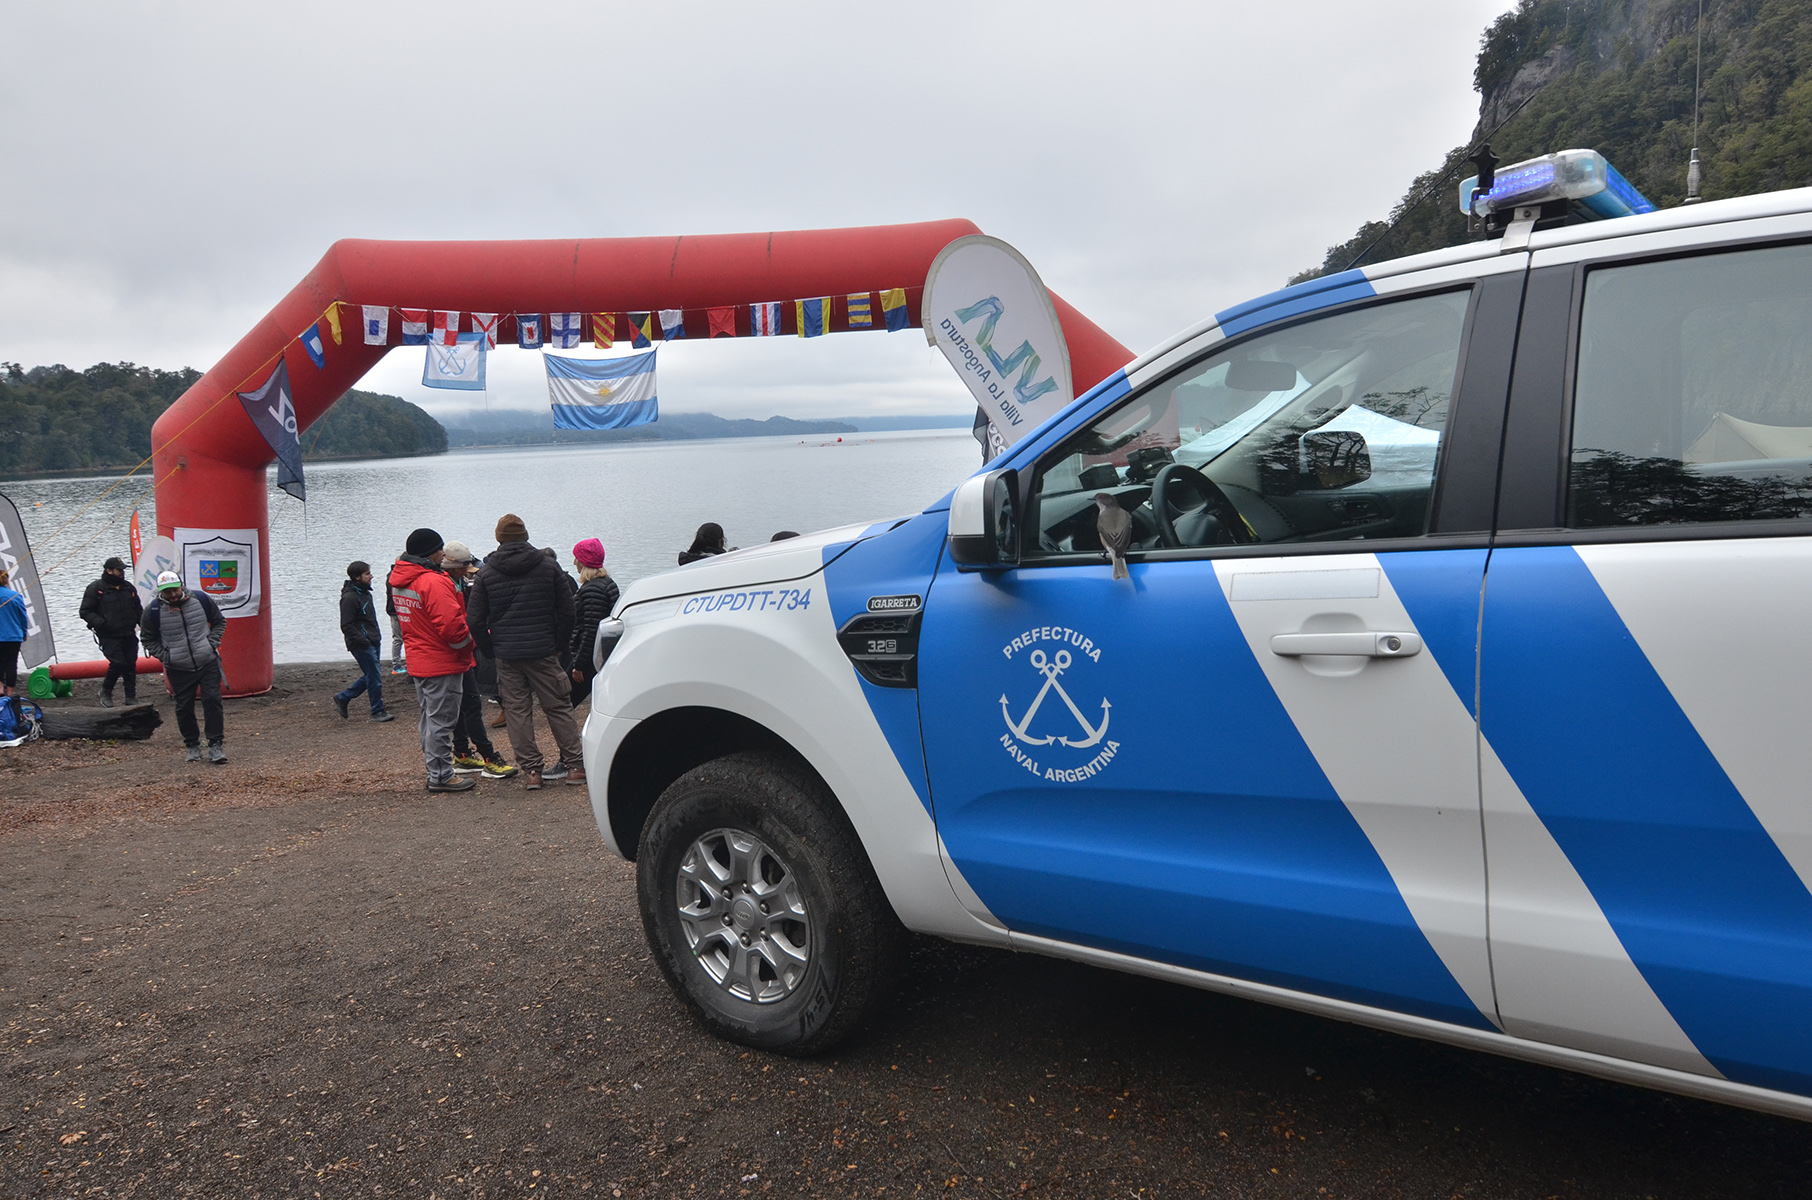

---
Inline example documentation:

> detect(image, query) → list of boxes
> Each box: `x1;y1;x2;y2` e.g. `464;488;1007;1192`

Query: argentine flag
545;349;659;431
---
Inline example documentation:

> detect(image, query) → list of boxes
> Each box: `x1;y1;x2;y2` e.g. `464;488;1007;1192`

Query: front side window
1027;291;1470;555
1569;243;1812;528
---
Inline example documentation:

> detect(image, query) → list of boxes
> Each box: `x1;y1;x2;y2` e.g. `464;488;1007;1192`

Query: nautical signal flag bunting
550;312;583;349
796;297;829;338
545;348;659;431
882;288;909;331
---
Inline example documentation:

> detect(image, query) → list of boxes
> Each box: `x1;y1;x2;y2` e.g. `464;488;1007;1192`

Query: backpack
0;695;43;747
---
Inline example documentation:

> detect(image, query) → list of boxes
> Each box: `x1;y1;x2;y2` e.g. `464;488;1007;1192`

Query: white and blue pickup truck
580;151;1812;1122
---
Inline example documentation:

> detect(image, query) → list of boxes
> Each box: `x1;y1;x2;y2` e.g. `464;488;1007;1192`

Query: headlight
593;618;625;673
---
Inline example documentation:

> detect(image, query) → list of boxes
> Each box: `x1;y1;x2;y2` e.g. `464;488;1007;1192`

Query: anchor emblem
1000;648;1111;749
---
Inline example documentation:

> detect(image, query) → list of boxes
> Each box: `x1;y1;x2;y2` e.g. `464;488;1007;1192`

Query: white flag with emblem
422;333;486;391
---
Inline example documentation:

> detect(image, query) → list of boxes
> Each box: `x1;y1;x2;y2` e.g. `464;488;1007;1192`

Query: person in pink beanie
569;538;619;707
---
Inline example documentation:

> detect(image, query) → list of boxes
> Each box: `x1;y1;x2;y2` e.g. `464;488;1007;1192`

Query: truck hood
616;519;905;612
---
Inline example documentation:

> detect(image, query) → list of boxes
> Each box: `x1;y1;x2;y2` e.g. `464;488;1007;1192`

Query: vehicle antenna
1336;85;1542;274
1685;0;1705;203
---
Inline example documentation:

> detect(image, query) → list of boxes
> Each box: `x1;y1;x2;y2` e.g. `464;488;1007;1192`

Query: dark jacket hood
486;541;545;577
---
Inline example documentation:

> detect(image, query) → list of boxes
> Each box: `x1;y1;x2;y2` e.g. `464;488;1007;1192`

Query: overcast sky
1;1;1514;421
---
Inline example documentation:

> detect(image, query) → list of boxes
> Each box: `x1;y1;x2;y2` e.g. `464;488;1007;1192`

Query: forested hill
1293;0;1812;283
0;362;446;478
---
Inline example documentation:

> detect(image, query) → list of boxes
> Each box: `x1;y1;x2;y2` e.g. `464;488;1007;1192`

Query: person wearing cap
79;555;143;707
333;561;393;724
439;541;517;780
467;513;583;790
568;537;619;708
388;528;478;794
139;571;228;763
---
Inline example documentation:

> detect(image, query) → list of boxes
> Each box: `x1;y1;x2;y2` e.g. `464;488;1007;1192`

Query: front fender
588;590;1001;943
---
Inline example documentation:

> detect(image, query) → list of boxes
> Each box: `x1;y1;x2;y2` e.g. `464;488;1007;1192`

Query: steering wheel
1151;462;1256;547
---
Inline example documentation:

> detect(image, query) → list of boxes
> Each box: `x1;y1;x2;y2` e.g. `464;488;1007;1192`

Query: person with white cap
139;570;228;763
439;540;517;780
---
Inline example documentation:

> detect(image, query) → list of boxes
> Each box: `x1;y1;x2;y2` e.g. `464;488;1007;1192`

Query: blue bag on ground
0;696;43;745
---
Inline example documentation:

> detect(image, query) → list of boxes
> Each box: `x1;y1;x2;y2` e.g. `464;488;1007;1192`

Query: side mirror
1300;429;1372;488
948;467;1020;568
593;617;625;672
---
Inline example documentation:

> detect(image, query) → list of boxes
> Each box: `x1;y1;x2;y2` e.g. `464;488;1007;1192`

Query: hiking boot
184;744;202;762
207;742;227;765
482;759;520;779
450;753;486;773
371;711;395;723
427;776;477;793
334;694;350;719
542;761;569;781
522;768;543;791
99;691;114;708
488;709;508;728
565;765;587;786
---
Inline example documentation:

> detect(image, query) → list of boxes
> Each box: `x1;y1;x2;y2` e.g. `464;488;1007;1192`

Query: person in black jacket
333;561;393;722
440;540;515;779
467;513;582;790
677;522;730;565
79;556;143;706
568;537;619;707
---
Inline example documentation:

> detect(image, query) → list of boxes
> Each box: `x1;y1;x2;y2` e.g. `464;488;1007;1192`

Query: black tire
636;750;906;1055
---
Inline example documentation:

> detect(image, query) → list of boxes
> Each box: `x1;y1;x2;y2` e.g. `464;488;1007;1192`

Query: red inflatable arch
150;219;1134;695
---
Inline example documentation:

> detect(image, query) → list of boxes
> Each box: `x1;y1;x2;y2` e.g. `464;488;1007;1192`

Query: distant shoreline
445;424;974;453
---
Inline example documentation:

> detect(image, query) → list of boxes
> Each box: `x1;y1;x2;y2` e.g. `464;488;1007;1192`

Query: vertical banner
922;235;1074;462
129;509;143;567
237;360;306;501
133;534;180;608
175;528;261;618
0;492;57;669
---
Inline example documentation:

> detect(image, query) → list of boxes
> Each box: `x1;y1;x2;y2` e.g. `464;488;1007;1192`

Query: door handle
1269;631;1423;658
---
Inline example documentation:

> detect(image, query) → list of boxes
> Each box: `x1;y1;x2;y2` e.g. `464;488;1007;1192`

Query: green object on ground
25;668;73;699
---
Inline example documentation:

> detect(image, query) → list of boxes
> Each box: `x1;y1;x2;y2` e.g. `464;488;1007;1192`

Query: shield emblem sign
178;532;259;616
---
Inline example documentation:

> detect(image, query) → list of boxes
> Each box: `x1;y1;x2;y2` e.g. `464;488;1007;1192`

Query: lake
10;429;980;664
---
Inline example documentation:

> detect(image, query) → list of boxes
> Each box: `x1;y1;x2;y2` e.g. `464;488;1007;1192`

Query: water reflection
11;429;976;663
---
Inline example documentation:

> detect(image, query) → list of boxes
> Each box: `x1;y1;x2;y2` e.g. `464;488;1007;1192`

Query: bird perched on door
1095;493;1132;580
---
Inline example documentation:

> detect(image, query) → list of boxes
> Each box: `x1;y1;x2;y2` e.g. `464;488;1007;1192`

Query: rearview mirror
948;467;1020;568
1225;359;1299;393
1300;429;1372;488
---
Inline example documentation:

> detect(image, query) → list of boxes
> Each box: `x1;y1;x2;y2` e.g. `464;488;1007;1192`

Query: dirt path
3;666;1809;1198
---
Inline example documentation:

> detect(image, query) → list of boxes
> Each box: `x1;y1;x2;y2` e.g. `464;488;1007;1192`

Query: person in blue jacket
0;567;28;697
333;561;393;722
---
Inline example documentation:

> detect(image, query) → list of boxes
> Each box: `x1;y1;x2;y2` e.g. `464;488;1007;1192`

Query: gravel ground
3;664;1810;1198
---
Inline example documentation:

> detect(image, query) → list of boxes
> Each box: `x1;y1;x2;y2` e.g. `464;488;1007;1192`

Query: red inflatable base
48;658;165;680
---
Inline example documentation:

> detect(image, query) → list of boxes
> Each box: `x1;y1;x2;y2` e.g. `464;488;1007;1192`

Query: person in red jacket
388;528;477;793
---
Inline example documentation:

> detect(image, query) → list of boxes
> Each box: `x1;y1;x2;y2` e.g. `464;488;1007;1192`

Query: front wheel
636;751;906;1054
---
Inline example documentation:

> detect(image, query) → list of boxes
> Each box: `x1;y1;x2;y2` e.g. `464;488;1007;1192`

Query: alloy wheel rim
675;828;811;1003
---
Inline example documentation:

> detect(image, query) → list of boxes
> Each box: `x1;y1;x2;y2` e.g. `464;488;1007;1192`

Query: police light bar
1459;149;1656;221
